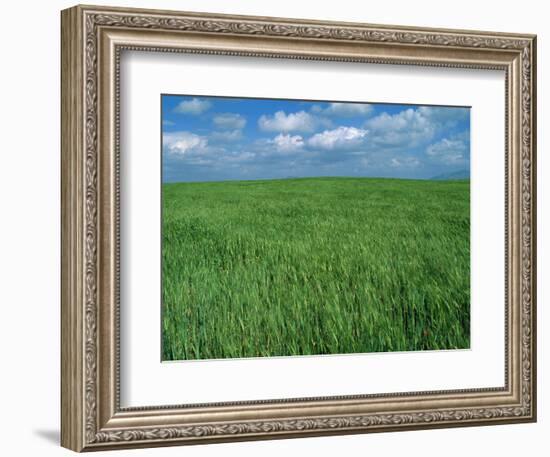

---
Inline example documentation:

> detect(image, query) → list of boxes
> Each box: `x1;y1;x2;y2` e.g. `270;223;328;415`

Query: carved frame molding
61;5;536;451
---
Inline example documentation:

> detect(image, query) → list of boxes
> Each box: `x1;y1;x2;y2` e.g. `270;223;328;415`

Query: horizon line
163;175;470;185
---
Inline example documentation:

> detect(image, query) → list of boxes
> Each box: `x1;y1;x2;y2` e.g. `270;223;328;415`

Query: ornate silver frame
61;4;537;452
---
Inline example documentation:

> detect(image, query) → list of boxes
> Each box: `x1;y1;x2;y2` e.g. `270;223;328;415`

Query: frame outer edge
62;4;537;451
61;5;86;452
528;35;537;422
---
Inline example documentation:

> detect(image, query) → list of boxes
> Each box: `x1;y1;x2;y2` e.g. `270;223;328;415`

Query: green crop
161;177;470;361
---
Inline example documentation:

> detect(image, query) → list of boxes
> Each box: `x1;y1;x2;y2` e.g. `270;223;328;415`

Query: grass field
162;177;470;361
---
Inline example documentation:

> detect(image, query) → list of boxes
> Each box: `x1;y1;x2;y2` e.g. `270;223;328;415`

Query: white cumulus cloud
365;108;436;147
258;110;317;132
426;137;468;164
268;133;305;153
173;98;211;115
307;126;368;151
163;131;208;156
213;113;246;129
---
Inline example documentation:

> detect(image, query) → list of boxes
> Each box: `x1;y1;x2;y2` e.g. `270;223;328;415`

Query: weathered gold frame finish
61;4;537;452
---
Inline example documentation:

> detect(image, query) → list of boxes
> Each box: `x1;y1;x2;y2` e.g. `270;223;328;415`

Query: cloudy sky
162;95;470;182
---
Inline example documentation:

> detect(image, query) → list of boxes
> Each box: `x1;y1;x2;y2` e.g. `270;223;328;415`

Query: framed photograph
61;4;537;452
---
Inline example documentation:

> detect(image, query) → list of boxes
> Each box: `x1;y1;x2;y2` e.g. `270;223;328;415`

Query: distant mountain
430;169;470;180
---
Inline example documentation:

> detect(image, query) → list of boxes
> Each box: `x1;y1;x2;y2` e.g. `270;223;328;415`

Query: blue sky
162;95;470;182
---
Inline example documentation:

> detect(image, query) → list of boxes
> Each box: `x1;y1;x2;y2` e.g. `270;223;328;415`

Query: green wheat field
162;177;470;361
